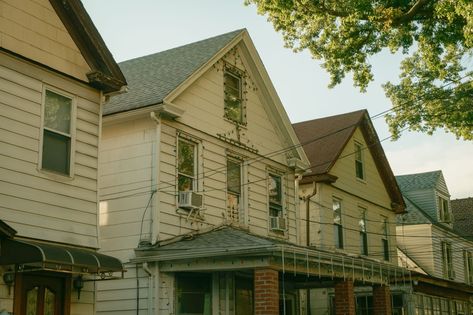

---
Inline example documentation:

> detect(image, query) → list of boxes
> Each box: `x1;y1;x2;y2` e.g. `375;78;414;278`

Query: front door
14;273;70;315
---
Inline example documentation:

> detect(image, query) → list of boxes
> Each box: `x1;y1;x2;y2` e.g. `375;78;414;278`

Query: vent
270;216;286;231
178;191;203;209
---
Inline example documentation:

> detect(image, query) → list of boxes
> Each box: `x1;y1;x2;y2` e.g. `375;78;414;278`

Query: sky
82;0;472;199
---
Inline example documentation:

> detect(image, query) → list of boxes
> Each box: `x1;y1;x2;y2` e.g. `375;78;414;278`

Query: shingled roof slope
395;171;442;192
104;29;244;115
452;197;473;240
292;110;365;175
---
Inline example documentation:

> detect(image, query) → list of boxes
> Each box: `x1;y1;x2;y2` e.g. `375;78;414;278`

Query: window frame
359;208;368;256
441;241;454;279
268;172;284;218
381;217;390;261
464;250;473;284
354;141;365;181
333;197;344;249
223;65;246;125
39;86;76;177
438;196;451;223
226;156;244;223
177;137;198;193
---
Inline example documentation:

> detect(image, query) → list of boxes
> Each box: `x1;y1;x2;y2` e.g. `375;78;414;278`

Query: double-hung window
268;174;282;218
438;196;451;223
333;198;343;249
227;158;242;222
382;217;390;261
224;68;243;123
464;250;473;284
441;241;454;279
359;208;368;256
354;142;365;180
41;89;73;175
178;138;197;193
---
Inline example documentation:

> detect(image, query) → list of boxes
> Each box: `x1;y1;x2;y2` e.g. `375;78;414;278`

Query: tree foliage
246;0;473;140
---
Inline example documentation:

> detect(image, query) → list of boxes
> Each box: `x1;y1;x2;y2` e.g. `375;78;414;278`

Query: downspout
150;112;161;243
294;174;303;245
142;262;154;315
301;181;317;315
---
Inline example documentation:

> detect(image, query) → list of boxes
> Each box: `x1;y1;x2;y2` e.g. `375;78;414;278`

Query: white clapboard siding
0;51;101;247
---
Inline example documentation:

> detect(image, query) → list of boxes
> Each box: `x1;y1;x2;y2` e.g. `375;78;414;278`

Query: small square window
224;69;243;123
41;89;73;175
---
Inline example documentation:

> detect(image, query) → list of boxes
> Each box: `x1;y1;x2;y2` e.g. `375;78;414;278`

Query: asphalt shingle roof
104;29;244;115
395;171;442;192
292;110;366;175
397;196;433;225
452;197;473;240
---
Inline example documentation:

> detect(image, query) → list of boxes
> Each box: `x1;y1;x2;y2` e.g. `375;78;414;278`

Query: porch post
334;280;355;315
372;284;392;315
254;268;279;315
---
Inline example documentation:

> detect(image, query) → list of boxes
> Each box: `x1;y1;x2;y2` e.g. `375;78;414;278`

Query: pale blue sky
82;0;472;198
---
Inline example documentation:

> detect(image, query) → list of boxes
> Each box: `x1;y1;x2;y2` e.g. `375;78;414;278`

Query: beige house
293;110;407;314
0;0;126;314
98;29;310;315
395;171;473;314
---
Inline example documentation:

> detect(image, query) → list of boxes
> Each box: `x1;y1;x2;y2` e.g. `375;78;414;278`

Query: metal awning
0;239;123;276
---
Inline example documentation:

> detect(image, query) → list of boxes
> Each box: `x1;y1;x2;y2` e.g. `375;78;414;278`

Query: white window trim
267;168;286;234
176;132;203;209
38;85;76;178
223;64;247;126
226;154;247;225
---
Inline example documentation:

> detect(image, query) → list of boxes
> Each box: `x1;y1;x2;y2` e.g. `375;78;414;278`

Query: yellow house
0;0;126;314
293;110;406;314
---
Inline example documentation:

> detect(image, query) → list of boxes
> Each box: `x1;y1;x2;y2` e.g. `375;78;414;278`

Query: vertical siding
0;52;101;248
0;0;90;80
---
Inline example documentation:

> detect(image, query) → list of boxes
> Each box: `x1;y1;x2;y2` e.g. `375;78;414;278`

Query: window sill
223;116;247;128
356;177;367;184
38;167;74;181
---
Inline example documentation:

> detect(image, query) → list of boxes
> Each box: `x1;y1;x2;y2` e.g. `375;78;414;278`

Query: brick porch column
334;280;355;315
372;284;392;315
254;268;279;315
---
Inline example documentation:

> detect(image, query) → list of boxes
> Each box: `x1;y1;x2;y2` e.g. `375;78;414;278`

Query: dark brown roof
49;0;126;93
293;110;405;213
452;197;473;240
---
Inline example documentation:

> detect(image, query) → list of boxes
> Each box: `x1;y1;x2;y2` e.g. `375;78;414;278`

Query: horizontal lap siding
0;54;101;248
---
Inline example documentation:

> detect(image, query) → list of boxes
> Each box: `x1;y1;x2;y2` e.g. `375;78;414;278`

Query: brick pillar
334;280;355;315
372;285;392;315
254;268;279;315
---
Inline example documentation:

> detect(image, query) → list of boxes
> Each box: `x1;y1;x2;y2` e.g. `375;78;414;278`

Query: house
395;171;473;314
0;0;126;314
451;197;473;241
97;29;312;315
293;110;407;315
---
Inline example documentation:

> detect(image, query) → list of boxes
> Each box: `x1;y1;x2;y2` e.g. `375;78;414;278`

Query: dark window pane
227;160;241;194
236;277;253;315
383;239;389;261
42;130;70;174
176;274;211;315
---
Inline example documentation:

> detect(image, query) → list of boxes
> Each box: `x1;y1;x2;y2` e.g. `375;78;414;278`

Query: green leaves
246;0;472;140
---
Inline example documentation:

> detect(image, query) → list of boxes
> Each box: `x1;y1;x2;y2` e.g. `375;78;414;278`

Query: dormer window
354;142;365;180
438;196;451;223
224;68;244;124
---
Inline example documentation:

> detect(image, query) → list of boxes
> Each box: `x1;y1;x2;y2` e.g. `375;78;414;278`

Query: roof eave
49;0;127;93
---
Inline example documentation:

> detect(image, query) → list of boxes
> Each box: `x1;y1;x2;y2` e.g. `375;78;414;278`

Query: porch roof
133;225;409;285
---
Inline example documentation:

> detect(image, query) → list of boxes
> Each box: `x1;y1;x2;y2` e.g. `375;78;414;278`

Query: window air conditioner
270;216;286;231
178;191;203;209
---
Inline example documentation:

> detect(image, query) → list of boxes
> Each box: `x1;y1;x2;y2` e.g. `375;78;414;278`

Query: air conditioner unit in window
270;216;286;231
178;191;203;209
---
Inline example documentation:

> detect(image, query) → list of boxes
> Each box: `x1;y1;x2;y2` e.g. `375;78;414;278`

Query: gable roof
48;0;126;93
395;170;443;192
293;110;405;213
397;195;435;225
103;29;244;115
452;197;473;240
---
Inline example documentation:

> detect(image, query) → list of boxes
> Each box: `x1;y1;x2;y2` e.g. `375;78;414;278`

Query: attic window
354;142;365;180
224;68;244;124
438;196;451;223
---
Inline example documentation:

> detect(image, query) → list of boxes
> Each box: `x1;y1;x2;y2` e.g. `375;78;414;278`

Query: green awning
0;239;123;276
